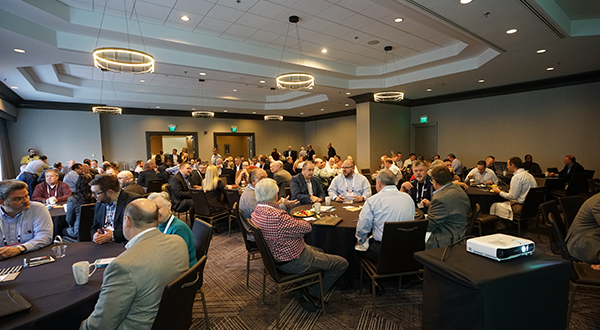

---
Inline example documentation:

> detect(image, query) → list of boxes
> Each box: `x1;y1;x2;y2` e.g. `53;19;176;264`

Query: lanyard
164;214;175;233
46;184;58;198
345;175;355;192
0;215;22;246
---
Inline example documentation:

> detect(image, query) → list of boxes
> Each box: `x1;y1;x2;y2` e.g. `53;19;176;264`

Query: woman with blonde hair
203;165;228;212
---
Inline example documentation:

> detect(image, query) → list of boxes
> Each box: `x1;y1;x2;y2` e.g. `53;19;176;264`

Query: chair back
234;205;256;252
78;203;95;242
584;170;595;180
376;220;429;274
284;187;291;198
360;168;371;176
465;204;481;237
540;200;566;254
147;179;163;193
558;196;584;230
589;178;600;195
520;187;546;219
151;255;207;330
249;223;284;282
192;219;213;257
218;176;228;187
224;189;240;209
191;190;211;216
566;172;589;196
546;214;579;282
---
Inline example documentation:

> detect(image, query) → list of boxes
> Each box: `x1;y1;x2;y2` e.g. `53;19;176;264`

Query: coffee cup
73;261;98;285
325;196;331;206
314;202;321;213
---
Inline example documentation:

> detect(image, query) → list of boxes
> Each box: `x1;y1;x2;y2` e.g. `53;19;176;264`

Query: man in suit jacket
90;174;140;244
290;162;325;205
566;193;600;264
118;171;145;196
425;166;471;250
137;160;160;187
271;161;292;199
169;162;195;220
549;155;585;183
190;162;206;187
306;144;316;163
80;199;189;330
284;146;297;162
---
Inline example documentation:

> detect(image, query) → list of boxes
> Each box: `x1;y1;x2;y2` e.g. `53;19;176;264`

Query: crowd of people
1;143;597;327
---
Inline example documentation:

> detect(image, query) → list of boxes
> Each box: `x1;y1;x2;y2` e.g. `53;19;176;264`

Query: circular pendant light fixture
92;106;122;114
264;115;283;121
276;16;315;90
93;48;155;74
192;111;214;118
374;46;405;102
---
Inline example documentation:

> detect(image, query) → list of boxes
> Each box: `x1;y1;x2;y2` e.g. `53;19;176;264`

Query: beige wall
411;81;600;177
368;102;411;171
304;115;357;163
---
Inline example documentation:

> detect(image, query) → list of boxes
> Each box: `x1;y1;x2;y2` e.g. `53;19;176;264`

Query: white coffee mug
325;196;331;206
314;202;321;213
73;261;98;285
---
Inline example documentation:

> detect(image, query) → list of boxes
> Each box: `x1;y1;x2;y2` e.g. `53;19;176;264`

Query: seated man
251;179;348;312
169;162;195;223
137;160;160;187
400;160;434;212
157;157;173;183
523;154;542;174
566;193;600;264
270;160;292;199
328;160;371;202
403;153;416;170
491;157;537;221
117;170;145;195
31;169;72;204
313;158;334;190
90;174;140;244
62;159;75;176
465;160;498;185
425;166;471;250
383;158;402;184
38;162;65;183
240;169;299;220
549;155;585;182
485;156;497;174
447;153;463;177
443;158;462;182
355;169;415;262
235;161;250;186
190;162;207;188
63;163;84;192
80;199;189;330
290;162;325;205
0;180;53;259
104;165;119;177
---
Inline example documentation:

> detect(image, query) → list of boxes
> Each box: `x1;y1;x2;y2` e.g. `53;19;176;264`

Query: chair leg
371;277;376;308
567;283;577;329
228;216;232;237
359;261;363;295
318;273;325;315
276;286;282;330
200;290;211;330
398;276;402;291
246;253;250;288
262;268;267;304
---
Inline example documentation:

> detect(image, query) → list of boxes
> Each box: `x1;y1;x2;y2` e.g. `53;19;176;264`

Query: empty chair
147;179;163;193
558;196;584;230
152;255;210;330
77;203;95;242
540;200;566;254
359;220;429;307
192;218;213;258
249;223;324;329
223;190;241;236
465;204;481;237
233;203;261;288
191;190;229;229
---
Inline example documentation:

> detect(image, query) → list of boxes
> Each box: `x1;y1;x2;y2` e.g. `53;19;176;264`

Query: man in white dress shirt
328;160;371;202
465;160;498;185
491;157;537;221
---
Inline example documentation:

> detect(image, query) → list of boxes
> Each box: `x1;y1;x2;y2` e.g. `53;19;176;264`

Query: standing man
328;160;371;202
80;199;188;330
63;163;84;192
90;174;140;244
0;180;53;259
284;146;297;162
425;166;471;249
447;153;463;177
327;142;336;160
171;149;179;165
400;160;434;212
117;171;146;195
210;147;222;165
355;169;415;263
290;162;325;205
270;161;292;199
491;157;537;222
31;169;72;203
306;144;316;162
169;162;195;223
465;160;498;185
20;148;39;165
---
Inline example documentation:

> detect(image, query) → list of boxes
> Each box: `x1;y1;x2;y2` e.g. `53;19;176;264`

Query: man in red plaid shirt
251;178;348;312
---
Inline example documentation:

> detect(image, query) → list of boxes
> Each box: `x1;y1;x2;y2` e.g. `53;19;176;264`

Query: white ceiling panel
206;4;246;23
224;24;259;39
316;5;354;22
291;0;333;16
194;16;233;34
173;0;214;16
236;12;272;29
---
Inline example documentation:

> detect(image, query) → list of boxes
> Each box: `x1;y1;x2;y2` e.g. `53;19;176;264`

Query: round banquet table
0;242;126;330
291;201;424;288
465;183;508;214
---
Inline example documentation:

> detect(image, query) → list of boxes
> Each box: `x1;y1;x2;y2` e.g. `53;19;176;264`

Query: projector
466;234;535;261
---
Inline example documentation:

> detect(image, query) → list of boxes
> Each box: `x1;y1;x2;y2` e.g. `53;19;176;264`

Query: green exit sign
420;115;428;123
168;125;177;132
231;126;237;132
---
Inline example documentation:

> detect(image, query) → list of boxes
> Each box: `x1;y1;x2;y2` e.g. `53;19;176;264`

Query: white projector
466;234;535;261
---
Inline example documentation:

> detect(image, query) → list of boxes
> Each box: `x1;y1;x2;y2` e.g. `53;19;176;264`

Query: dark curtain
0;118;16;179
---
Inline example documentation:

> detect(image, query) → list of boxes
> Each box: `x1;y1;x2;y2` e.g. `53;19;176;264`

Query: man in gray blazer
81;199;189;330
425;166;471;250
290;162;325;205
566;193;600;264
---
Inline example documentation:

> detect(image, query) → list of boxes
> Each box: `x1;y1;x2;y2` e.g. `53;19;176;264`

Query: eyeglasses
92;190;108;197
341;166;353;169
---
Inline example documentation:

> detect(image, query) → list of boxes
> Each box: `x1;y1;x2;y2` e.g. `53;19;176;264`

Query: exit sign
231;126;238;132
168;125;177;132
420;115;428;123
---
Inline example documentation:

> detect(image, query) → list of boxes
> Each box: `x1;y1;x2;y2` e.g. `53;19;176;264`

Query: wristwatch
17;245;27;253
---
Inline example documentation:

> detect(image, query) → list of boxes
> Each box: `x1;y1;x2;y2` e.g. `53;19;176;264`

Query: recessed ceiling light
10;86;19;89
460;0;472;4
253;112;256;114
13;48;25;53
321;108;324;111
140;79;145;83
259;80;265;84
537;49;546;54
426;88;432;92
156;106;160;108
180;15;190;22
199;72;206;76
546;67;554;71
394;17;403;23
300;112;304;115
478;79;485;83
192;108;196;110
506;29;518;34
233;89;237;92
224;109;228;112
345;103;349;106
346;92;351;95
321;49;327;53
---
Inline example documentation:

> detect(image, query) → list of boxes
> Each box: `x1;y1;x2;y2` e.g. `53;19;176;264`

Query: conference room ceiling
1;0;599;117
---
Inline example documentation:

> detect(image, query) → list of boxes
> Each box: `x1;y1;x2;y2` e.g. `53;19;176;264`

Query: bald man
117;170;145;195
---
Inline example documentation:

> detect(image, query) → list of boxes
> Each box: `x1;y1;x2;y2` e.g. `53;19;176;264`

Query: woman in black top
62;175;94;239
202;165;228;212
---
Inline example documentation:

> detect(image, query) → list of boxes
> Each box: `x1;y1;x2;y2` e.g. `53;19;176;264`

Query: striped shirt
251;202;311;262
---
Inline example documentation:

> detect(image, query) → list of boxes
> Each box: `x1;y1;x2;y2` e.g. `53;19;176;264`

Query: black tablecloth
465;185;507;214
414;246;570;330
0;242;126;330
293;201;424;288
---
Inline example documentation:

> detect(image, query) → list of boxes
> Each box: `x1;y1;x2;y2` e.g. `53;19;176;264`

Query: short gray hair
0;180;28;200
125;199;159;228
118;170;134;180
255;178;279;203
147;191;171;208
376;169;396;186
430;160;444;169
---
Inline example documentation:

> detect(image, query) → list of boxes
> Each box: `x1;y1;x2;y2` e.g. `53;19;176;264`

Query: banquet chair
513;187;546;236
546;214;600;329
360;168;371;176
249;223;324;330
465;204;481;237
539;200;566;254
192;218;213;258
218;176;228;187
165;184;189;223
558;196;584;230
589;178;600;195
77;203;95;242
147;179;163;193
191;190;229;229
284;187;291;198
152;255;210;330
224;190;241;236
359;220;429;307
233;204;261;288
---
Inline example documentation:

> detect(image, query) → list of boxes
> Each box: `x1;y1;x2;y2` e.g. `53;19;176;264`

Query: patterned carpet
190;225;600;330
